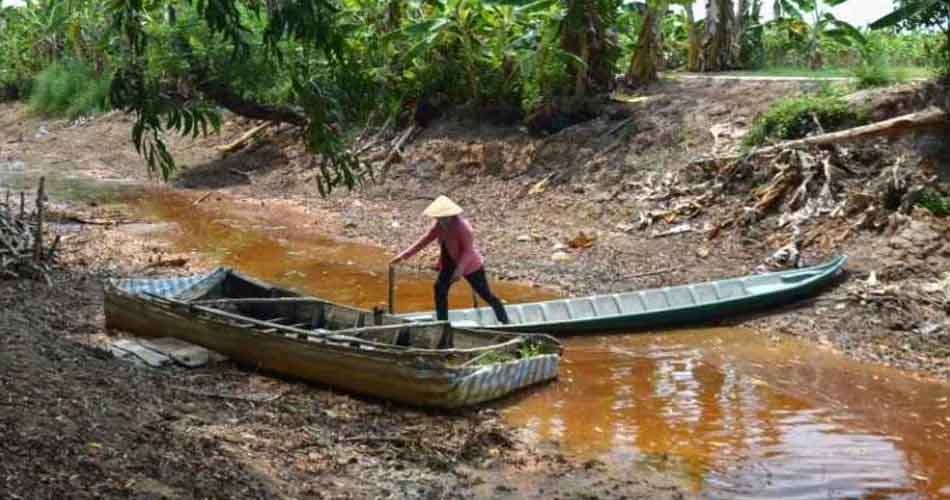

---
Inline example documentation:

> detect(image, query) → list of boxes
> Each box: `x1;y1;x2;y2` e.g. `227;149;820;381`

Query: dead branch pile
1;177;55;283
712;144;941;247
632;139;944;259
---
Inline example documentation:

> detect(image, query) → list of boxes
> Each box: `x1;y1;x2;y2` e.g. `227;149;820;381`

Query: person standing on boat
390;196;511;325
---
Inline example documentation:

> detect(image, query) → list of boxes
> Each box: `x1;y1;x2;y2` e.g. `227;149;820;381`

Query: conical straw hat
423;196;463;217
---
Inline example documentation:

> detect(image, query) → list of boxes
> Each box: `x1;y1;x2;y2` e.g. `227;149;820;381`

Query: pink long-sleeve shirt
396;216;484;277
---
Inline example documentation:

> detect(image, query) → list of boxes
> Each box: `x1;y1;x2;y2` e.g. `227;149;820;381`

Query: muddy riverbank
0;107;696;498
6;79;944;380
3;76;950;498
1;269;692;500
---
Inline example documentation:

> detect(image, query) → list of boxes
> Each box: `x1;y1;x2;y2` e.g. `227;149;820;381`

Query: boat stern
442;353;560;408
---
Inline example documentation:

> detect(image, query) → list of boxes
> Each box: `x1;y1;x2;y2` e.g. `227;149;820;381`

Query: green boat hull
397;256;848;335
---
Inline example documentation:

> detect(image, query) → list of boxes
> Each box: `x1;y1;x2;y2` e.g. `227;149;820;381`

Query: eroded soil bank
14;78;939;380
0;109;692;498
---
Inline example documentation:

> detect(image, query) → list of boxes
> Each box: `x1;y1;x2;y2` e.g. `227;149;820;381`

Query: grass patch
744;94;864;147
917;189;950;217
29;60;111;118
852;61;911;90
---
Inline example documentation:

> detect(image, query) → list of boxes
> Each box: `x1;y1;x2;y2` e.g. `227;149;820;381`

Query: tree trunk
733;0;749;66
385;0;402;32
625;2;664;87
700;0;736;72
559;0;617;98
575;29;590;97
685;3;700;72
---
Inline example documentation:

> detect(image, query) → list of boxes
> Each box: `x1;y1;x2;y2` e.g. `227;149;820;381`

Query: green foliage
0;1;117;89
744;94;862;147
917;189;950;216
28;60;111;118
473;341;547;366
871;0;950;78
764;0;865;71
107;0;374;189
852;35;911;89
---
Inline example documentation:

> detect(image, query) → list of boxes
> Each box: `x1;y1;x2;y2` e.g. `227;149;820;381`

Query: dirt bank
1;270;693;499
4;79;950;385
180;79;950;381
0;106;694;498
2;75;949;495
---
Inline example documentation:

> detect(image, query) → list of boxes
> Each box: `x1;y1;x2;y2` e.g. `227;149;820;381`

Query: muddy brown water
5;169;950;499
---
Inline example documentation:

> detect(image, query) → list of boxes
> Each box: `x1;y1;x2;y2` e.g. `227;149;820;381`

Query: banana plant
396;0;494;101
768;0;864;69
870;0;950;77
386;0;565;105
624;0;692;85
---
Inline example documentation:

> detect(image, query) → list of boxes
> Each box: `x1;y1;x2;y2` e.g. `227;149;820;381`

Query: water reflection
503;331;950;499
133;189;556;311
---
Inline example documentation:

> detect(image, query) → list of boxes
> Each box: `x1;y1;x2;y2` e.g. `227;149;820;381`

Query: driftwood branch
380;125;420;178
170;386;285;403
217;122;271;155
33;177;45;263
624;267;679;280
192;192;213;206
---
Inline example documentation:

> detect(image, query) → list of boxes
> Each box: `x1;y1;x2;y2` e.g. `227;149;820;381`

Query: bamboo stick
33;177;44;263
388;264;396;314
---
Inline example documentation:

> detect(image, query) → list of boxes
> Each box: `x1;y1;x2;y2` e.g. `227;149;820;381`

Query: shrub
28;60;111;118
852;36;910;90
852;60;909;89
917;189;950;216
744;95;863;147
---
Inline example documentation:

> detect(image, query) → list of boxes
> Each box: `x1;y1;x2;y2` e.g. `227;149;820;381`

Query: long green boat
397;256;847;335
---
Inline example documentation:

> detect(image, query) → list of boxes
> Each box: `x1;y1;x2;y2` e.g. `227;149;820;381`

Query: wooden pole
33;177;44;262
388;264;396;314
19;191;24;218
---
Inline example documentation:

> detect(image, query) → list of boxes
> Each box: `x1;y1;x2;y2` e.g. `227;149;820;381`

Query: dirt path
671;72;929;82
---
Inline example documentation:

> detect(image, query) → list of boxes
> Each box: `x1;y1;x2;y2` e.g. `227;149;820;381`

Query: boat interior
136;268;558;354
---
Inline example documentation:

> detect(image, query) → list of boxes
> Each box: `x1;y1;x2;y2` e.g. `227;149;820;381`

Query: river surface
4;166;950;499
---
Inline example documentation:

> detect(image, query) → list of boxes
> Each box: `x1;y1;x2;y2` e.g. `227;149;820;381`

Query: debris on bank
0;177;56;283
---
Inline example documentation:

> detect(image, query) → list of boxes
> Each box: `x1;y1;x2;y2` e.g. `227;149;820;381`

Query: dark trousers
435;266;510;324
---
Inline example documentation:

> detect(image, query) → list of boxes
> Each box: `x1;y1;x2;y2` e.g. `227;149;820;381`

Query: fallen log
758;107;947;152
380;125;420;179
217;122;270;155
694;107;948;169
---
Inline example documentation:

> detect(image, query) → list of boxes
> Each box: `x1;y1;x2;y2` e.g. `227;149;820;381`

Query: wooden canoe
104;268;561;408
397;256;848;335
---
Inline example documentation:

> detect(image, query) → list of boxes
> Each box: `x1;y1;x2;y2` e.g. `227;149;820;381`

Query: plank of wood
139;337;227;367
110;339;172;368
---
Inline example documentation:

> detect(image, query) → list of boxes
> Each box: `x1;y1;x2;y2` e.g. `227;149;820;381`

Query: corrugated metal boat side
104;287;487;408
